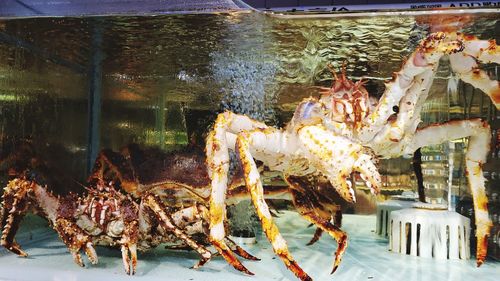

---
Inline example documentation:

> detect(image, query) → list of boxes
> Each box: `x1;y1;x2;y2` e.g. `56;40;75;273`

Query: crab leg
288;186;348;274
1;179;31;257
165;203;260;262
0;210;26;257
120;199;139;275
235;130;312;281
449;41;500;108
306;211;342;246
369;69;435;155
143;194;213;269
1;179;98;266
359;32;498;142
120;244;136;275
282;174;344;247
368;33;479;152
460;36;500;64
206;111;268;274
404;118;492;266
193;203;260;261
453;64;500;108
308;210;343;247
357;41;433;141
307;228;324;246
224;237;260;261
302;213;346;274
56;194;99;266
285;176;348;273
364;32;500;157
54;217;98;266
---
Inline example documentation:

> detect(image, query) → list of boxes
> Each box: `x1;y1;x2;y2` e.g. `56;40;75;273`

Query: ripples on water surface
0;11;498;182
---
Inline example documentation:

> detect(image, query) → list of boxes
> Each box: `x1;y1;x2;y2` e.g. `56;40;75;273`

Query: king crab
205;32;500;280
0;146;259;275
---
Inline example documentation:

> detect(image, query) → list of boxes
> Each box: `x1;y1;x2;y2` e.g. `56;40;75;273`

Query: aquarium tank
0;1;499;281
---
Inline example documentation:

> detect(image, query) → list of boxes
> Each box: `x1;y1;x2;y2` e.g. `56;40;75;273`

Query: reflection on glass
0;11;498;211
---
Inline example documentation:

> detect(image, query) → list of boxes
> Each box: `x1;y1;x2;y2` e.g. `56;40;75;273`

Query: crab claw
298;125;381;204
84;241;99;265
55;218;99;267
70;242;98;268
353;154;381;196
328;151;381;203
121;243;137;275
334;177;357;203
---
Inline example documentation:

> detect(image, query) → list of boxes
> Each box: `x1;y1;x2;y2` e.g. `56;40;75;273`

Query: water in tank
0;3;499;281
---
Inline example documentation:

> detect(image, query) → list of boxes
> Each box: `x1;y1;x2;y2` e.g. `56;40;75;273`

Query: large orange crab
205;32;500;280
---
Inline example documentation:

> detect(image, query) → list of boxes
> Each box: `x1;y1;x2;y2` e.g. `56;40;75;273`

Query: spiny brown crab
0;168;258;275
88;143;351;275
205;32;500;280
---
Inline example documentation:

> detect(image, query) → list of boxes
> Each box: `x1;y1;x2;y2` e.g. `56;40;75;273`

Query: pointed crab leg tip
331;265;339;275
301;275;313;281
244;254;261;261
72;253;85;267
242;268;255;276
85;243;98;265
476;256;485;267
10;247;29;257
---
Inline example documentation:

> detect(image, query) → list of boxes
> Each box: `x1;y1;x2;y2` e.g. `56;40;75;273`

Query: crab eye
392;105;399;113
301;101;315;119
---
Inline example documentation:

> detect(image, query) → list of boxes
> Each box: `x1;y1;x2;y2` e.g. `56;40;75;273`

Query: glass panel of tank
0;11;499;204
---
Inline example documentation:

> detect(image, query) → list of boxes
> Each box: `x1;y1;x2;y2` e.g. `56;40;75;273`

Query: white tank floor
0;211;498;281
